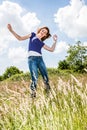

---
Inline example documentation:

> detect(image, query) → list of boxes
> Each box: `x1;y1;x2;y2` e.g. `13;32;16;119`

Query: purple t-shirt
28;32;45;54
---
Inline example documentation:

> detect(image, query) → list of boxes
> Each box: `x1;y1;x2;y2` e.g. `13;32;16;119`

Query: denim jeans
28;56;50;91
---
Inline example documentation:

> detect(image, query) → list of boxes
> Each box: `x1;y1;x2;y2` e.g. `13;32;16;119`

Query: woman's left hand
53;34;58;42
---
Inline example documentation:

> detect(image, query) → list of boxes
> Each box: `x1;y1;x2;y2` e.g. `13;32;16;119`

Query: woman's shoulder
31;32;36;37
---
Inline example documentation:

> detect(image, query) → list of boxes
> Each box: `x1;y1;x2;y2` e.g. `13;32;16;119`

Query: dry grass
0;74;87;130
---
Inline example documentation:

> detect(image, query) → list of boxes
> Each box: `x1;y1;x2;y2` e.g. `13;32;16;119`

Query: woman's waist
28;51;42;57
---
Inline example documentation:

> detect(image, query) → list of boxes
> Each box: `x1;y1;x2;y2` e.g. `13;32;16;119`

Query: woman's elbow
18;38;22;41
49;48;54;52
18;37;23;41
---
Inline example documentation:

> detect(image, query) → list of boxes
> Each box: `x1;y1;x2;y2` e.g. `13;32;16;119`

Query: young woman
7;24;58;97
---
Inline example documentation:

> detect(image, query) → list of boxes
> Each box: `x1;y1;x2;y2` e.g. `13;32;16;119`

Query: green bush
6;72;30;81
2;66;23;80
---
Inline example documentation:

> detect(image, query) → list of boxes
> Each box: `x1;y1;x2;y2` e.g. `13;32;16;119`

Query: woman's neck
36;33;42;40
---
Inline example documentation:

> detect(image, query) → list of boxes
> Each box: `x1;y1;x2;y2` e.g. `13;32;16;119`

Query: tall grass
0;74;87;130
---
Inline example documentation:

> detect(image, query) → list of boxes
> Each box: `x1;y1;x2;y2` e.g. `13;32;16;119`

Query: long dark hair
37;26;51;41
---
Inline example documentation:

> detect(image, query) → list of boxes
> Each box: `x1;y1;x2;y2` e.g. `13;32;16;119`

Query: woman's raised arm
43;34;58;52
7;24;31;41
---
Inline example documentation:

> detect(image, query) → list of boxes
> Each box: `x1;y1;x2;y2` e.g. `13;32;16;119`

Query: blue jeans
28;56;50;91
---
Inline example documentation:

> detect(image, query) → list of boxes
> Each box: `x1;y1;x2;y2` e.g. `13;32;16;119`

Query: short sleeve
30;32;36;39
41;42;45;47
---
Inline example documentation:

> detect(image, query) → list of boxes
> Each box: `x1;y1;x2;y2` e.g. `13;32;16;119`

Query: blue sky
0;0;87;75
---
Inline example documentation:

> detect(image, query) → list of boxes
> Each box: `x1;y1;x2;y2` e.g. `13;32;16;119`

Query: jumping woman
7;24;58;97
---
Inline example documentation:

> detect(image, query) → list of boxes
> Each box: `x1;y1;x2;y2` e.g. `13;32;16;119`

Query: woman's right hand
7;24;13;32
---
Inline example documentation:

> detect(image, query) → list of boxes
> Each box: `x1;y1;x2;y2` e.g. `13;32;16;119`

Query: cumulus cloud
8;47;27;63
54;40;87;54
0;1;40;56
54;0;87;39
0;41;7;55
83;41;87;47
54;41;69;53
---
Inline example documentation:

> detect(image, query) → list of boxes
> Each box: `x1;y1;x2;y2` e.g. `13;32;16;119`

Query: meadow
0;72;87;130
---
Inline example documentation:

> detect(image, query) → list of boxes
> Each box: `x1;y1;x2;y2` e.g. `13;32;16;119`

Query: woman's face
39;28;48;38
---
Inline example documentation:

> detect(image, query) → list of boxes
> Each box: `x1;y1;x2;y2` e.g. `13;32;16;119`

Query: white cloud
8;46;27;63
0;42;7;55
54;41;69;53
0;1;40;55
0;29;8;55
22;12;40;32
54;0;87;39
83;41;87;47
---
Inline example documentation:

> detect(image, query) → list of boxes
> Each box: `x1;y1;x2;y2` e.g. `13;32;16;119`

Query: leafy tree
3;66;23;80
57;41;87;73
0;75;3;81
66;41;87;72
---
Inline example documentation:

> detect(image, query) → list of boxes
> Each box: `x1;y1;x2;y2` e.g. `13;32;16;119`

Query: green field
0;73;87;130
